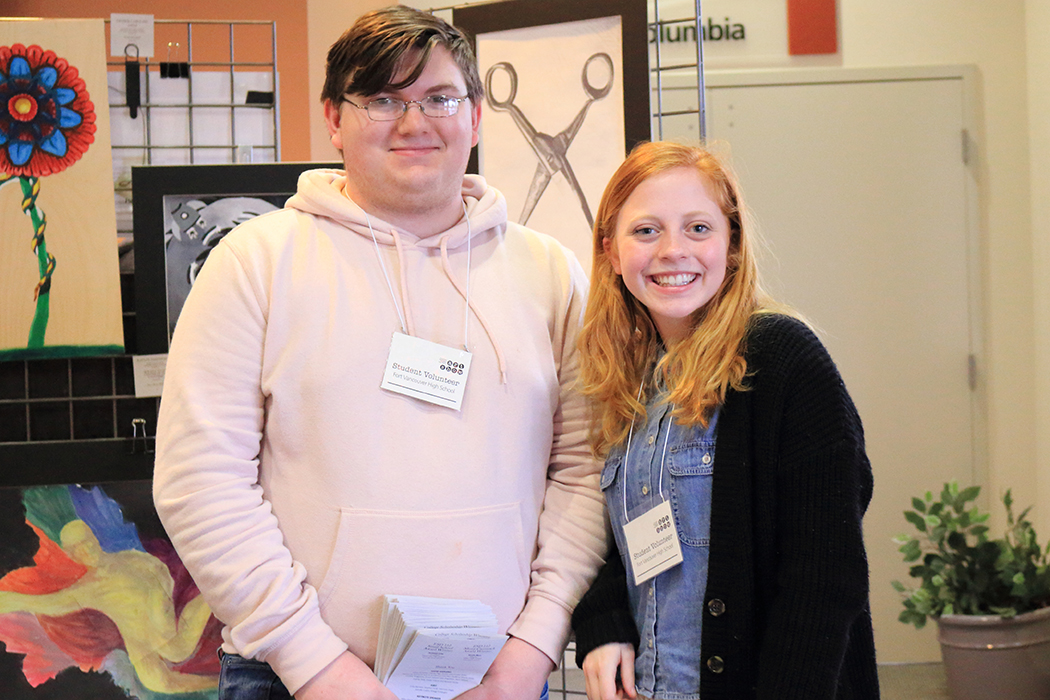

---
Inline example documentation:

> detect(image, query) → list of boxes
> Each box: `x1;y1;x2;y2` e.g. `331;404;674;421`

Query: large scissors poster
456;0;649;275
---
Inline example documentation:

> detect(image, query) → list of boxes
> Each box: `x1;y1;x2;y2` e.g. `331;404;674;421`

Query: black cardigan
572;314;879;699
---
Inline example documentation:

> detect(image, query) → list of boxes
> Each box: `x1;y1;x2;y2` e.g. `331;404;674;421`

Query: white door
663;67;982;662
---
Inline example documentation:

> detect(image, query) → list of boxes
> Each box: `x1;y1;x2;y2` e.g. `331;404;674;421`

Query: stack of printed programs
374;595;508;700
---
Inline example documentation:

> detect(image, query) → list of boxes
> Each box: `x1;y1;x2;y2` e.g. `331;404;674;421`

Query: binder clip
160;42;189;79
124;44;141;119
128;417;154;454
245;90;275;106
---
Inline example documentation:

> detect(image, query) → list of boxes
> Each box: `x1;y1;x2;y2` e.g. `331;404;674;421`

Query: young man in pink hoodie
154;6;607;700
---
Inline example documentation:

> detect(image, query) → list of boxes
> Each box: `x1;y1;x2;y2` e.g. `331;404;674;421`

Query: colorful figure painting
0;20;124;361
0;481;221;700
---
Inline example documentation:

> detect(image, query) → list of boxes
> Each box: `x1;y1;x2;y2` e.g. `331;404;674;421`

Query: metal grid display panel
107;19;280;239
649;0;706;141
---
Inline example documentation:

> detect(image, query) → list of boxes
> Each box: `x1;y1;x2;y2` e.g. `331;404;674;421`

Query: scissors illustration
485;52;614;227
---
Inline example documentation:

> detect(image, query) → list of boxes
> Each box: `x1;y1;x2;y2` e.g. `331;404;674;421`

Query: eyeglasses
342;95;470;121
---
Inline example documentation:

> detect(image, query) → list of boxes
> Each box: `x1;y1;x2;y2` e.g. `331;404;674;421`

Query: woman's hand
581;643;636;700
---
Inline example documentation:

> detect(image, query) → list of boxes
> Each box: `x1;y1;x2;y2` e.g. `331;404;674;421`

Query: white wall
1028;0;1050;548
842;1;1035;526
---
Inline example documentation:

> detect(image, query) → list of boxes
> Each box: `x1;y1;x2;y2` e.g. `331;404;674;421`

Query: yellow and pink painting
0;482;220;699
0;19;124;361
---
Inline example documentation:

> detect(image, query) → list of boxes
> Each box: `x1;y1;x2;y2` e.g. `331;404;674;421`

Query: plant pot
937;606;1050;700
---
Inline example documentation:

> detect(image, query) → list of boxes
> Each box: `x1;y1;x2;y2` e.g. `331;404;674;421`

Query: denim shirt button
707;598;726;616
706;655;725;673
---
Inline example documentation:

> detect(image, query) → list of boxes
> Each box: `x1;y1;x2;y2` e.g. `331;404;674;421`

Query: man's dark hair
321;5;483;104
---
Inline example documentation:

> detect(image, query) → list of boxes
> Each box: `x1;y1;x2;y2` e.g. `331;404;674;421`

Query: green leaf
912;497;927;513
891;580;906;592
905;511;927;532
898;608;928;629
958;485;981;504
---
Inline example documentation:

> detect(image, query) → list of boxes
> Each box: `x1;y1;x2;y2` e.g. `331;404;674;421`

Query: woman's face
604;166;731;344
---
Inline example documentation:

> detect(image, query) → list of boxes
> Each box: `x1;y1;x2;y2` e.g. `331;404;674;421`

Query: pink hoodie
153;170;607;694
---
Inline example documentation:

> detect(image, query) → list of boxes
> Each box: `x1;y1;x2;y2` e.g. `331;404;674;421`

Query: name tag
623;500;684;585
381;332;472;411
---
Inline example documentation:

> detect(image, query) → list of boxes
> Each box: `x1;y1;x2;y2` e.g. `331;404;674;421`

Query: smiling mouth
651;273;698;287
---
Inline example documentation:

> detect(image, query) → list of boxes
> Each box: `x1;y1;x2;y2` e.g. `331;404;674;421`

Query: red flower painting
1;43;97;350
0;43;96;177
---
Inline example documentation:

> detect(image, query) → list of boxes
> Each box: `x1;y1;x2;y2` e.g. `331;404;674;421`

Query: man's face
324;46;481;228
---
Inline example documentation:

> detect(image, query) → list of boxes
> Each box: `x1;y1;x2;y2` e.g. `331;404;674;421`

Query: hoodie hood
285;168;511;384
285;169;507;249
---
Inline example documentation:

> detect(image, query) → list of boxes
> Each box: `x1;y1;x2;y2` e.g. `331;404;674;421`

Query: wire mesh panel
649;0;705;140
106;19;280;238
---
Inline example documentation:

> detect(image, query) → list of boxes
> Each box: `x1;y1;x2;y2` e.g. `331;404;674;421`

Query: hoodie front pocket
315;502;528;664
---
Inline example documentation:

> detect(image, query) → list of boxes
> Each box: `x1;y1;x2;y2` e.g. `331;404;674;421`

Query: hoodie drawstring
363;209;410;335
364;203;506;385
440;234;508;385
390;228;415;336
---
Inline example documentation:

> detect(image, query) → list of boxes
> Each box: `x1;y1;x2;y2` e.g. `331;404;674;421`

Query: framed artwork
132;162;339;355
0;480;221;700
454;0;649;274
0;20;124;361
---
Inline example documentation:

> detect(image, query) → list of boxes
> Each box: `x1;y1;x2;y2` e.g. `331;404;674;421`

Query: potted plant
893;481;1050;700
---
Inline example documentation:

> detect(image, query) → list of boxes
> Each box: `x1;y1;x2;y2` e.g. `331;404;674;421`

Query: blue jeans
219;654;292;700
218;653;550;700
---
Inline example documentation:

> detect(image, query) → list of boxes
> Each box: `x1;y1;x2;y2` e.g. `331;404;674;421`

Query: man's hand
295;651;398;700
582;643;635;700
454;637;556;700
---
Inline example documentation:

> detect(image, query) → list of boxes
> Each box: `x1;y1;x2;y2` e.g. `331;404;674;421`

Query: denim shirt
601;394;719;700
